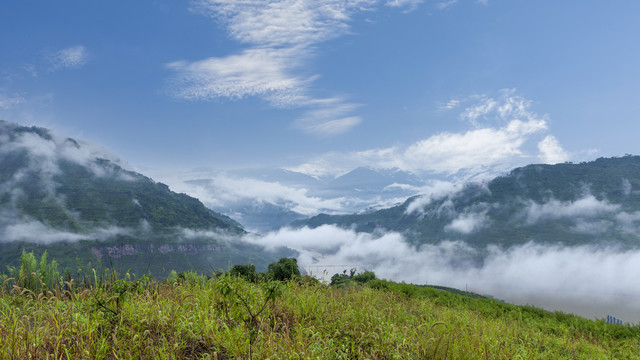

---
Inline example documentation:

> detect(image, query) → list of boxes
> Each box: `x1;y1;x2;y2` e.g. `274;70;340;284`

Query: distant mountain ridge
171;165;424;232
293;156;640;250
0;120;287;274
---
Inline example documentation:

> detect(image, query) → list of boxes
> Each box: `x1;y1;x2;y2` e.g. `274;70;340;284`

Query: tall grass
0;271;638;359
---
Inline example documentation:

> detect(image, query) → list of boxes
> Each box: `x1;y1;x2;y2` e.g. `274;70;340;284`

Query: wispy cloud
49;45;89;70
385;0;424;11
170;0;437;135
435;0;457;10
167;47;311;107
0;121;133;208
439;98;460;110
295;98;362;135
0;93;25;109
0;216;132;245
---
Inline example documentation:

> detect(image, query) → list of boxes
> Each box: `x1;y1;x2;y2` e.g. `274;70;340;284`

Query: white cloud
615;211;640;235
290;91;562;179
0;93;25;109
405;180;460;214
2;127;130;177
0;122;134;212
460;97;497;126
168;0;376;134
435;0;457;10
525;195;620;225
167;47;310;107
290;118;547;178
621;178;632;196
401;118;547;173
460;90;538;127
538;135;569;164
385;0;424;10
295;99;364;135
162;172;347;216
50;45;89;70
301;116;363;136
445;210;487;234
440;98;460;110
192;0;376;47
0;215;132;245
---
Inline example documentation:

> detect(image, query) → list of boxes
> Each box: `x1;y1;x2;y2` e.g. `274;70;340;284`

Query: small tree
331;268;376;286
229;263;258;282
38;250;60;291
353;270;376;284
267;258;300;281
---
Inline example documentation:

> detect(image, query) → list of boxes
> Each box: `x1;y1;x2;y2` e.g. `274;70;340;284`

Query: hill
0;120;289;275
293;156;640;250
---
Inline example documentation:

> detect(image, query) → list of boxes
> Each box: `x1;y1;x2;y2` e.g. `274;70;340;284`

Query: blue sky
2;0;640;177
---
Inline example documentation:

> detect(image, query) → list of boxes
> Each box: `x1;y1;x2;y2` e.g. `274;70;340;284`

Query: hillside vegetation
295;156;640;249
0;255;638;359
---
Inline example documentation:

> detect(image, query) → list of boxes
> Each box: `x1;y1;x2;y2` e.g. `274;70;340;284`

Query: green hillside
0;121;287;275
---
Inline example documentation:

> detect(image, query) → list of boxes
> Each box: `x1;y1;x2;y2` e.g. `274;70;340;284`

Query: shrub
229;263;258;282
267;258;300;281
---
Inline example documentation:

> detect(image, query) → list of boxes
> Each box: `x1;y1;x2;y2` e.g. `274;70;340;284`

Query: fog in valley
245;225;640;324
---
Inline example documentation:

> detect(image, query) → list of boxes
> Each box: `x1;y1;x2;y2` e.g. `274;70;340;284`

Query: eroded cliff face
90;243;225;259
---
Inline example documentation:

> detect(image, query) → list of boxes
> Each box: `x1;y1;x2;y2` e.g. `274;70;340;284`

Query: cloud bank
247;225;640;322
171;173;348;216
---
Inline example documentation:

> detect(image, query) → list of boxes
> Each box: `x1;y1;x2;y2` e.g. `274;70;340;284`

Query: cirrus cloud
49;45;89;70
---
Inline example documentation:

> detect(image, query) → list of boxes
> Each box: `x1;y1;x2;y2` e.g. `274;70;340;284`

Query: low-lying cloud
524;195;620;224
0;213;134;245
246;225;640;322
164;173;348;216
444;210;488;234
1;122;131;179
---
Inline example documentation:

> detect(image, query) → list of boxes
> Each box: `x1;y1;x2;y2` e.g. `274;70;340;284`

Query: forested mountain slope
0;121;286;274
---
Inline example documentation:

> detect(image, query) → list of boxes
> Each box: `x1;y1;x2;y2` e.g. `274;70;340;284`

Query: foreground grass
0;276;638;359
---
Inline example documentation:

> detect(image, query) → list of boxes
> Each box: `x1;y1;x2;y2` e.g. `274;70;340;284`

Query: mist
245;225;640;323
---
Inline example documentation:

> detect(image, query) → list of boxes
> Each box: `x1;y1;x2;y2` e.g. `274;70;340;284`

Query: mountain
0;121;289;275
293;156;640;250
166;166;425;233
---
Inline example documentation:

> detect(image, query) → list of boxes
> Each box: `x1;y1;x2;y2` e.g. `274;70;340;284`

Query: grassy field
0;270;639;359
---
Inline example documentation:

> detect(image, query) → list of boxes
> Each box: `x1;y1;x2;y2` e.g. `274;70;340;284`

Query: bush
353;270;376;283
330;268;376;286
229;264;258;282
267;258;300;281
